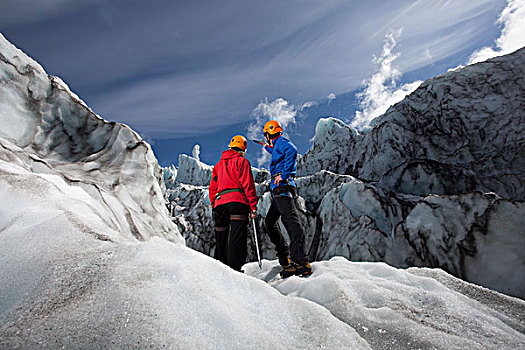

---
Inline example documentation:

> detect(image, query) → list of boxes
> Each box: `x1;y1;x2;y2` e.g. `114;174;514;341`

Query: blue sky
1;0;521;165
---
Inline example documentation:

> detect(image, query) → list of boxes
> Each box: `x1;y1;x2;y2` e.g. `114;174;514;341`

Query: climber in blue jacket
261;120;312;278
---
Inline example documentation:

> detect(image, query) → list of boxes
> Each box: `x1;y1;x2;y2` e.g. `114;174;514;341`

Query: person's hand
273;174;282;185
250;210;257;219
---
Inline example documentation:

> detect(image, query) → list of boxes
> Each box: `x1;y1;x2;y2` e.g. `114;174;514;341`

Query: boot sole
280;270;312;278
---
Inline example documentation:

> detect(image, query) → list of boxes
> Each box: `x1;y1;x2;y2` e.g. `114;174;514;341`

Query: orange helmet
229;135;247;151
263;120;283;136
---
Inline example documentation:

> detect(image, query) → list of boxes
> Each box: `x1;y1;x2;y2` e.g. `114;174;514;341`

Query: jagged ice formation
299;48;525;200
168;48;525;299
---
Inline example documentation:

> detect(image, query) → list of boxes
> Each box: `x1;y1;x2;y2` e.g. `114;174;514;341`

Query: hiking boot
279;261;312;278
296;261;312;277
278;254;291;268
280;263;298;278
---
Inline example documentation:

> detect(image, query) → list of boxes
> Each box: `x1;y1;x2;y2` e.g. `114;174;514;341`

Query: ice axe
252;217;262;269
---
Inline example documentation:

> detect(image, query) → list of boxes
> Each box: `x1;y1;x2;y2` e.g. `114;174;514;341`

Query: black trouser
265;187;308;264
213;202;250;271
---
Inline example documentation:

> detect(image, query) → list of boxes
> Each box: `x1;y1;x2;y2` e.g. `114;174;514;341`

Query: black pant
265;188;308;264
213;202;250;271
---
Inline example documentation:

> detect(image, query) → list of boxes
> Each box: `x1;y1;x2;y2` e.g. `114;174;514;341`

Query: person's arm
280;142;297;181
209;166;218;207
264;144;274;154
239;158;258;212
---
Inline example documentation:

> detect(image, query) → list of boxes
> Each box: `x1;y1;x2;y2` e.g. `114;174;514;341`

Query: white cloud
248;98;297;139
351;29;422;130
468;0;525;64
300;101;317;110
247;98;297;166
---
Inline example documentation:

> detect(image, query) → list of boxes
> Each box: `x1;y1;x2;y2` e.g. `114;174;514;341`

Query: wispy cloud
1;0;506;140
468;0;525;64
351;0;523;131
0;0;91;25
300;101;317;109
248;98;298;166
326;93;336;105
351;29;422;130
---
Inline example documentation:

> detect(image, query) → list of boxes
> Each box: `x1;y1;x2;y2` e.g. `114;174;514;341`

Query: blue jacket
264;136;298;191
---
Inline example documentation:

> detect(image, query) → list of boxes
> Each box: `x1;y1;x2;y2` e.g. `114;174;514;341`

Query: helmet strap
265;131;281;140
230;147;246;156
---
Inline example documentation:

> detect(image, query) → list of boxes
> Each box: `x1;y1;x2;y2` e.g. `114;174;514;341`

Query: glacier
1;31;525;349
168;48;525;301
298;49;525;200
169;155;525;300
0;33;180;245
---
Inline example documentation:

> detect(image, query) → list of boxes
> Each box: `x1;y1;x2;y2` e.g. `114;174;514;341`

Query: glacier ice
299;48;525;200
175;153;213;186
0;33;180;244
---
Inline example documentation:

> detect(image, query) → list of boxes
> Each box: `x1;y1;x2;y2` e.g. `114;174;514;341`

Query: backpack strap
215;188;244;200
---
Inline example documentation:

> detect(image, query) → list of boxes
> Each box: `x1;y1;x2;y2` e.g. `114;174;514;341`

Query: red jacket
209;149;258;211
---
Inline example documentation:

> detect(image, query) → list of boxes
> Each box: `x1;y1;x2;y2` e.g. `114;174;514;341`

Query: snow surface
245;258;525;350
0;198;368;348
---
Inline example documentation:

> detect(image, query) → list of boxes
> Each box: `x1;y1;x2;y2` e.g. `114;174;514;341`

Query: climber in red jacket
209;135;258;271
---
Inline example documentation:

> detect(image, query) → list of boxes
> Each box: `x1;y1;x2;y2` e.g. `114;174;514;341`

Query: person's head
263;120;283;142
229;135;247;155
